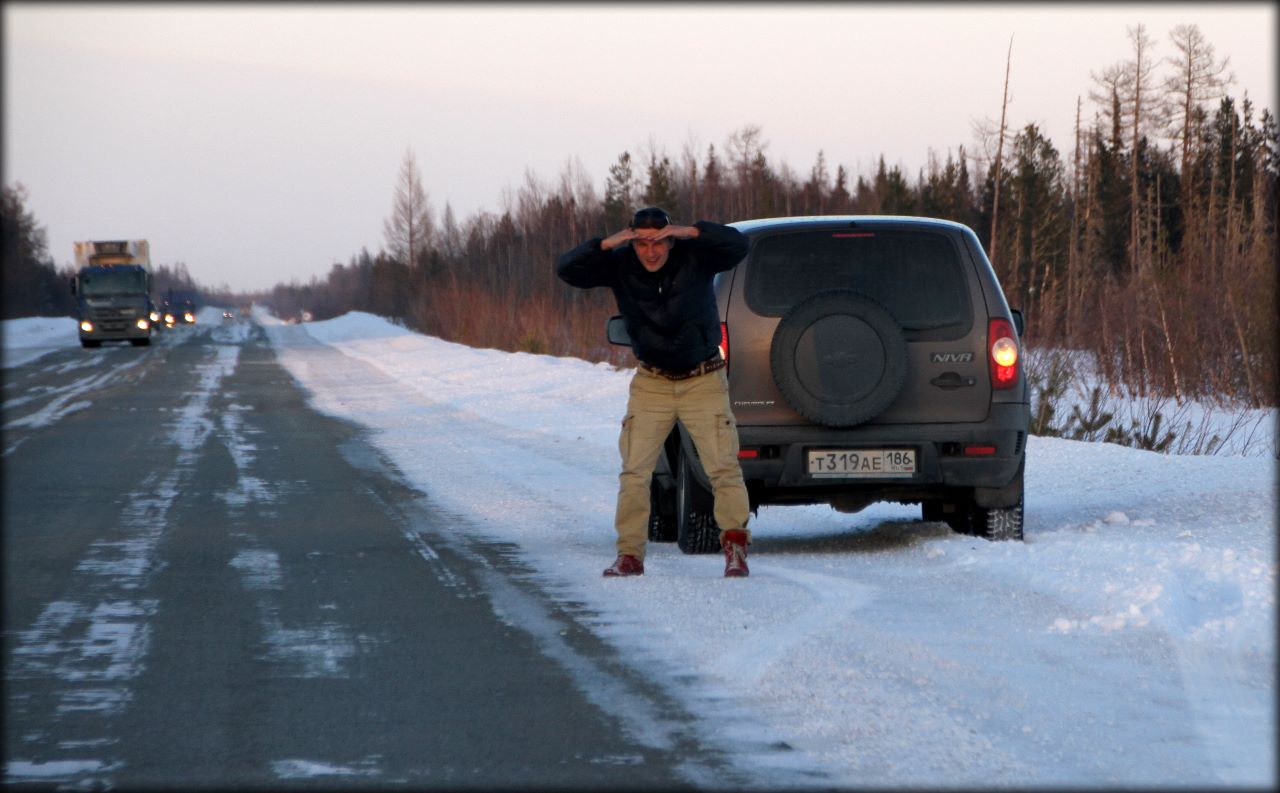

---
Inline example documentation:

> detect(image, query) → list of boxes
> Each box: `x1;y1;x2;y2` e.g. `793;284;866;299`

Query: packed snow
1;315;80;367
4;310;1275;787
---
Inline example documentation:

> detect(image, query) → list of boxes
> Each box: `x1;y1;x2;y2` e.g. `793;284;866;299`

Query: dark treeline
2;185;72;318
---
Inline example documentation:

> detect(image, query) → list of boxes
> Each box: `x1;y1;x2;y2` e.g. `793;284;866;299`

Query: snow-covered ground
5;310;1275;787
1;315;80;367
1023;347;1275;458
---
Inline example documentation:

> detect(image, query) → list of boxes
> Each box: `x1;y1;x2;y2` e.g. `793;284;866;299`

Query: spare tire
769;290;908;427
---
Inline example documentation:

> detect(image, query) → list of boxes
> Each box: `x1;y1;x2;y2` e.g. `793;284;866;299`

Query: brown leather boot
603;554;644;577
721;530;749;578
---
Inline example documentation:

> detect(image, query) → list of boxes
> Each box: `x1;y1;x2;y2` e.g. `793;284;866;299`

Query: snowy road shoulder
268;310;1274;787
2;316;81;367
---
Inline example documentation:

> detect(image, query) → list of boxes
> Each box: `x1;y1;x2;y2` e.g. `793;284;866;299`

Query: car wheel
676;446;721;554
935;494;1024;541
649;511;676;542
770;290;908;427
975;496;1025;541
81;339;100;348
648;431;678;543
648;479;676;542
975;461;1025;541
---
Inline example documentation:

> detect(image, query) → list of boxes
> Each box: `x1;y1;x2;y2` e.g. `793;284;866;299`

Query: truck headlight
183;312;195;323
136;318;150;330
80;321;94;333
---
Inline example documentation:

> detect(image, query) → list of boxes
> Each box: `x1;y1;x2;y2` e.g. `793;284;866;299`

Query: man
557;207;752;578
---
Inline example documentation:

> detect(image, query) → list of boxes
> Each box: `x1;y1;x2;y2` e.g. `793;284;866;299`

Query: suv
608;215;1029;552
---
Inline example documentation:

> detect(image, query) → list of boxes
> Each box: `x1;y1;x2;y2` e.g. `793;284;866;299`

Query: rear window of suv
744;229;970;330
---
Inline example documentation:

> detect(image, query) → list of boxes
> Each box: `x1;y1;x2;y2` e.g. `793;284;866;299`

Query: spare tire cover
769;290;908;427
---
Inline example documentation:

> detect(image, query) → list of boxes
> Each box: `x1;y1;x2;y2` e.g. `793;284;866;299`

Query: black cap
629;207;670;230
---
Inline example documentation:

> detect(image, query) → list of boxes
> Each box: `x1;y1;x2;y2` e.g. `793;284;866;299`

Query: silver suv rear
611;215;1029;552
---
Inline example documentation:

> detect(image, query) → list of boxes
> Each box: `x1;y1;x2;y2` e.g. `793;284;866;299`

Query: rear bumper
736;403;1027;504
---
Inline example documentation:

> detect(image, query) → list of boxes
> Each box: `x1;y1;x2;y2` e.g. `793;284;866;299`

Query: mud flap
973;457;1025;509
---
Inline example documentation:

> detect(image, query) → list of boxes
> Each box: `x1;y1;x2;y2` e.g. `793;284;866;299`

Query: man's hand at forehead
602;224;698;251
601;227;640;251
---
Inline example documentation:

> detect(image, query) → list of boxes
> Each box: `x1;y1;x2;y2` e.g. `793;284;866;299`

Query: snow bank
1025;347;1276;457
2;316;79;367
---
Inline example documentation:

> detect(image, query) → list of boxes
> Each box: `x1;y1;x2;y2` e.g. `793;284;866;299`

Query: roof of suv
729;215;973;235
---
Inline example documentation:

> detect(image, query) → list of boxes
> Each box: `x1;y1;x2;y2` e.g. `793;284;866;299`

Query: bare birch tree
1066;96;1084;340
989;35;1014;266
1123;24;1163;275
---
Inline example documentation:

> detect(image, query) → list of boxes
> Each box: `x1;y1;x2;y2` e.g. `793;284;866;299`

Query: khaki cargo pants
614;366;751;560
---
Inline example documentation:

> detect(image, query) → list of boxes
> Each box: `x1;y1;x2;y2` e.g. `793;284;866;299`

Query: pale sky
4;3;1275;293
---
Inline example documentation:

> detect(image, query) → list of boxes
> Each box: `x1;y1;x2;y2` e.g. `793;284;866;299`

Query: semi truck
158;287;198;327
70;240;153;348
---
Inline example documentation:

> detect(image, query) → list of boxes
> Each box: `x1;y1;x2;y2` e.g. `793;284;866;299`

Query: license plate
807;449;916;478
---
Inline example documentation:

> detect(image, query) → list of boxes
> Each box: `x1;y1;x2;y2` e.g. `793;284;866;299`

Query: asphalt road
3;320;723;788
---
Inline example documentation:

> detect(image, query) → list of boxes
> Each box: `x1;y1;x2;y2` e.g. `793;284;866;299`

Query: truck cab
71;240;154;348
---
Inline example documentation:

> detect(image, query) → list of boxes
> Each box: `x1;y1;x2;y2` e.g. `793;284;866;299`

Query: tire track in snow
3;354;149;457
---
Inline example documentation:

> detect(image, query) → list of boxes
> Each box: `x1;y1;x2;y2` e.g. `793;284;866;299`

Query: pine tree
879;163;915;215
641;152;680;217
805;150;830;214
1;183;72;318
1009;124;1070;327
603;151;637;231
703;144;723;221
830;165;851;213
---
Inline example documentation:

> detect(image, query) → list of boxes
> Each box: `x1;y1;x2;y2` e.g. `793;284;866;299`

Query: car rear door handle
930;372;976;389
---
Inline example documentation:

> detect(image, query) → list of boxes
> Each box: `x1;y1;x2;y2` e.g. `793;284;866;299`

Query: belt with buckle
639;356;726;381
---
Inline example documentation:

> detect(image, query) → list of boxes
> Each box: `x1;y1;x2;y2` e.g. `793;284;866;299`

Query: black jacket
557;221;749;372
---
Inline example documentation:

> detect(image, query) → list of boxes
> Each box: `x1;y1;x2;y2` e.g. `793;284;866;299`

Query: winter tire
975;460;1025;541
935;495;1024;541
976;495;1025;542
769;290;908;427
648;478;676;542
648;431;679;542
676;446;720;554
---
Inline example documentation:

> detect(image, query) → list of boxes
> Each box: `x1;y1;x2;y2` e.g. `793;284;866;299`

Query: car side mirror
1011;309;1025;337
606;315;631;346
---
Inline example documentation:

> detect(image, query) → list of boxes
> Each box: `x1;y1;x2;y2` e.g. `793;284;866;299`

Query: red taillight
963;444;998;456
719;322;729;363
737;448;759;459
988;318;1019;389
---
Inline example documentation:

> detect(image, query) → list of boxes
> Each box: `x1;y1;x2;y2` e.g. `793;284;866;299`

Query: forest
4;24;1276;424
